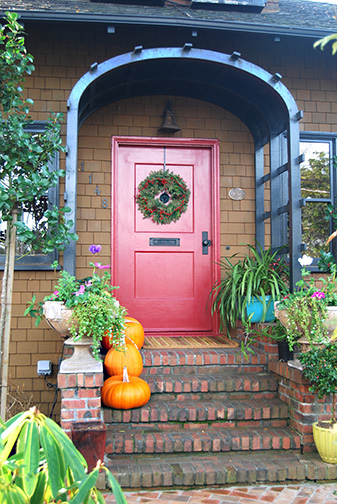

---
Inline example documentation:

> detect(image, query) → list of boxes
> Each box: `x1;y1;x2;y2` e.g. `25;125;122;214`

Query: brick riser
103;345;308;489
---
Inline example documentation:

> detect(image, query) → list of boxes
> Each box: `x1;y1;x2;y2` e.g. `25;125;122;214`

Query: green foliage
0;406;128;503
317;249;337;274
0;11;78;255
301;151;330;257
298;343;337;423
25;250;127;360
209;242;289;332
277;267;337;350
314;33;337;55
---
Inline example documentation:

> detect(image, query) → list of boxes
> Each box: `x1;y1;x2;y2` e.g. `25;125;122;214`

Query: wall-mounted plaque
228;188;246;201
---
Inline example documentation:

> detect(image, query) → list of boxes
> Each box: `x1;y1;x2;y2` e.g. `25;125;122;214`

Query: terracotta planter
313;422;337;464
43;300;77;336
71;421;107;471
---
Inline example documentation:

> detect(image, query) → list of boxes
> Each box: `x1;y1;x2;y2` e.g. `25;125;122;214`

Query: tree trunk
0;210;17;420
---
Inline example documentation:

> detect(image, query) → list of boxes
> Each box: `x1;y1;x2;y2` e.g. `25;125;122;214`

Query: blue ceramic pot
246;295;275;323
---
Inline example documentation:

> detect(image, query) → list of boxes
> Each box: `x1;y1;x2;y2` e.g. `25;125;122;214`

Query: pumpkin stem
123;366;130;383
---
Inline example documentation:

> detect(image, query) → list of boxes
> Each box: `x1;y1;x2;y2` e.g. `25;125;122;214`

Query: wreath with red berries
136;170;190;225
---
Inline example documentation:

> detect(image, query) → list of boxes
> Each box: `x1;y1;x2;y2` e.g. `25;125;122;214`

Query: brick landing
104;482;337;504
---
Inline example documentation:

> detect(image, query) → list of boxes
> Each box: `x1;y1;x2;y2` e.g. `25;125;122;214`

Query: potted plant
209;242;289;332
274;255;337;352
297;343;337;463
0;406;127;503
25;244;127;360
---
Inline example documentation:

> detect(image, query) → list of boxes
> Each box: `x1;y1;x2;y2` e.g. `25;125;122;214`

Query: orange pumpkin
104;341;143;377
101;367;151;410
102;317;145;350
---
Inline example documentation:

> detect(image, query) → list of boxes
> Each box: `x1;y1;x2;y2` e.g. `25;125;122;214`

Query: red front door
112;137;220;335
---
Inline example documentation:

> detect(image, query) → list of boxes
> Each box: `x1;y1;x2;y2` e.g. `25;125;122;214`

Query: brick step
105;425;300;455
104;451;332;489
103;397;288;424
140;346;267;374
145;371;278;398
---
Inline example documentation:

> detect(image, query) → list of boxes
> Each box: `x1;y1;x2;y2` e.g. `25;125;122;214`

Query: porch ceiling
77;50;291;148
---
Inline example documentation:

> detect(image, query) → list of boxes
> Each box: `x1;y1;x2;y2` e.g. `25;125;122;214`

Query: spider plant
209;242;289;333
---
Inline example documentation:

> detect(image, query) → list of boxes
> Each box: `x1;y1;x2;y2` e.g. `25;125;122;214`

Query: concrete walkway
104;483;337;504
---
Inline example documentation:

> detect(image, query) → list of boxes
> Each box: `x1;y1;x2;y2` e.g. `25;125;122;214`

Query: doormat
143;335;239;349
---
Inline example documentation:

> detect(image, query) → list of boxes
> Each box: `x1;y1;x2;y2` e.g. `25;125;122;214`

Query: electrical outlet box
37;360;52;376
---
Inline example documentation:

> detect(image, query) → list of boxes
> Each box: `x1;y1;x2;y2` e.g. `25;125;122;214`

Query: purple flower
89;244;102;254
74;285;86;296
311;291;325;300
95;262;110;269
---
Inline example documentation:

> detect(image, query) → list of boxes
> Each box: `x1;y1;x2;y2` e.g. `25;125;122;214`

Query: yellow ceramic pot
313;421;337;463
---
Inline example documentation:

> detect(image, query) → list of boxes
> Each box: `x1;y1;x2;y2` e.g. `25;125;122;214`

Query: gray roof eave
1;9;335;39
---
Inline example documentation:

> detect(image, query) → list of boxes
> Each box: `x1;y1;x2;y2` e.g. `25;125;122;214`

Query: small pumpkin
101;367;151;410
104;341;143;377
102;317;145;350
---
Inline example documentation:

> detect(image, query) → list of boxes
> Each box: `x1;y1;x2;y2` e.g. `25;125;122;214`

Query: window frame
300;131;337;270
0;121;60;271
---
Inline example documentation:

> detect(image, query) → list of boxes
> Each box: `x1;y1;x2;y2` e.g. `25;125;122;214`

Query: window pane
300;142;330;199
302;201;330;257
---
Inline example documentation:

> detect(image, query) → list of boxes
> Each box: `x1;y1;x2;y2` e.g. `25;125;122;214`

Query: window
300;132;337;265
0;122;60;270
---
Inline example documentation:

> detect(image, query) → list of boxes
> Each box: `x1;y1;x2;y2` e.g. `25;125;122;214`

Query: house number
88;174;108;207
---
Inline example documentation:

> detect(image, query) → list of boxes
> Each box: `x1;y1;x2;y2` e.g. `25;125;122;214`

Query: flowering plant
276;255;337;350
25;244;127;359
298;342;337;426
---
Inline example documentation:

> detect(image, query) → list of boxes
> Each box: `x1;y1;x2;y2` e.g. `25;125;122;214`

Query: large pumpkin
102;317;145;350
104;341;143;377
101;367;151;410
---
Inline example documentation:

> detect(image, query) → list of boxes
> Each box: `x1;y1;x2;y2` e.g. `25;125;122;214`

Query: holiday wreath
136;170;190;225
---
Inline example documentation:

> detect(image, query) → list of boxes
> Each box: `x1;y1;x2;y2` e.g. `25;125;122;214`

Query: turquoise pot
246;295;275;323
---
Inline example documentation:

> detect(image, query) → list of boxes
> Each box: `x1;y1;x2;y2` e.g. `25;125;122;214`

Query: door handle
202;231;211;255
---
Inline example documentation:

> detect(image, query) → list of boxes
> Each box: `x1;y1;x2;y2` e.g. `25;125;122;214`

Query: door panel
112;137;219;335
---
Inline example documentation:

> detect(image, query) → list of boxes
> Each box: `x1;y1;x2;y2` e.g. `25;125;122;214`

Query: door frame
111;136;221;335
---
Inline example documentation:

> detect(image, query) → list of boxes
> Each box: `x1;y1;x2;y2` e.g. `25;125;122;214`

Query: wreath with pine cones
136;170;190;225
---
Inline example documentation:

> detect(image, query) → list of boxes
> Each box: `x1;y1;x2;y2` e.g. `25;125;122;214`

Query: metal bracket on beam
295;110;304;121
258;173;270;185
67;99;71;110
278;204;289;215
300;243;308;251
89;62;98;73
271;72;282;83
231;51;241;60
262;211;271;221
276;163;288;175
298;153;305;164
134;46;143;54
300;198;307;207
183;43;193;51
64;192;68;202
65;145;69;156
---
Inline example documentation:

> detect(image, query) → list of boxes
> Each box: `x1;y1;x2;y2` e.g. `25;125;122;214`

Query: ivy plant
0;11;78;416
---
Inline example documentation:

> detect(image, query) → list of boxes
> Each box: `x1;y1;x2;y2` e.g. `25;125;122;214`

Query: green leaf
22;419;39;497
30;471;47;504
44;418;86;480
105;470;128;504
39;424;63;499
69;469;99;504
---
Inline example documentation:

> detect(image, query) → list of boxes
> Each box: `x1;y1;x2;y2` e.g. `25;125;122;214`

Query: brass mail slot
149;238;180;247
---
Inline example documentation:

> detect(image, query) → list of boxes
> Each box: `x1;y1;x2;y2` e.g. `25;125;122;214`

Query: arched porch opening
64;46;302;289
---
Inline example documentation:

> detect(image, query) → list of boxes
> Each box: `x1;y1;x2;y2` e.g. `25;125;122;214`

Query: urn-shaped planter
274;302;337;338
43;300;77;336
